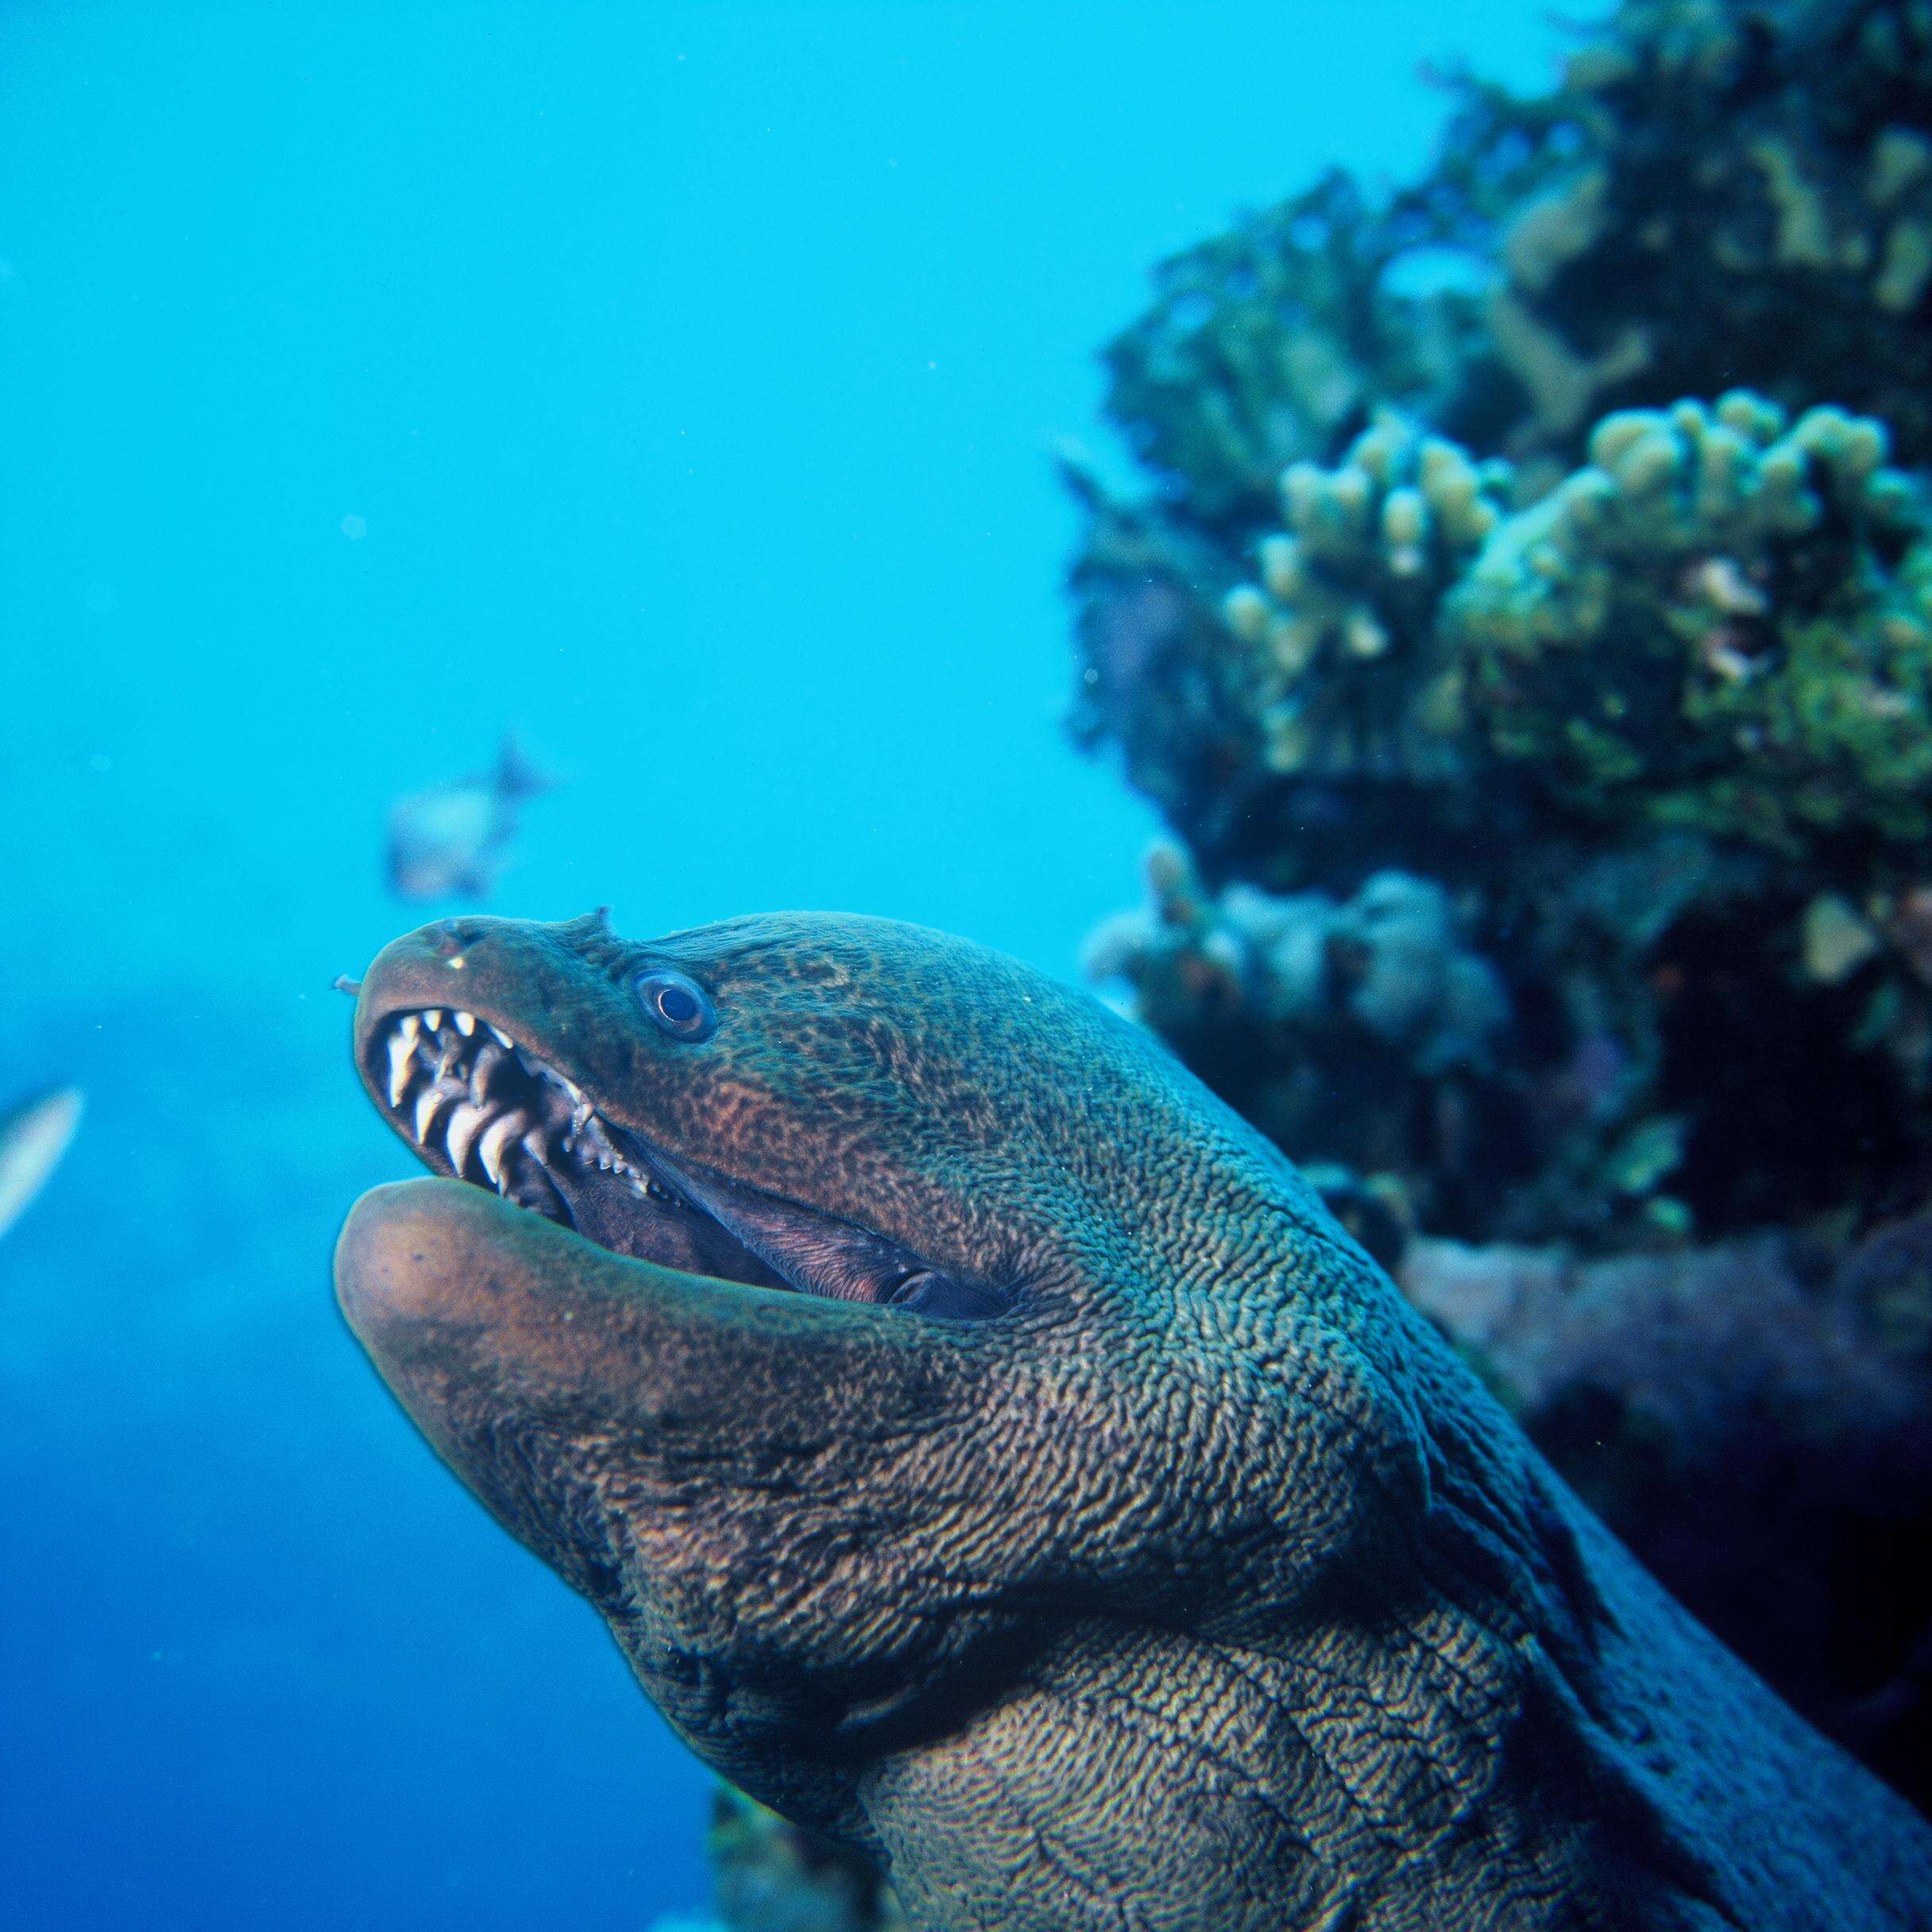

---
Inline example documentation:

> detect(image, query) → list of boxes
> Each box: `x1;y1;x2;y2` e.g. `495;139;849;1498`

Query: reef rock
1401;1211;1932;1802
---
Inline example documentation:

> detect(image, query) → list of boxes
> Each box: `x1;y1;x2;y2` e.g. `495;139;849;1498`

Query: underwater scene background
10;1;1932;1926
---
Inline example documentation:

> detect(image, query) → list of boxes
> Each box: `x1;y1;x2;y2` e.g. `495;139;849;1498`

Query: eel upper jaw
359;1003;1000;1316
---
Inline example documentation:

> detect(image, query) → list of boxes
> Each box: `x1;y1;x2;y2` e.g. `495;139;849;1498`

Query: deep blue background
2;6;1573;1924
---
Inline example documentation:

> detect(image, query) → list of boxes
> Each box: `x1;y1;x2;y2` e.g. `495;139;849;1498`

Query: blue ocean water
0;6;1574;1925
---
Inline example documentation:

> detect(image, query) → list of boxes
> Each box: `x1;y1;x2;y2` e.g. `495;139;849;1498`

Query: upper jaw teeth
386;1030;415;1109
374;1007;679;1215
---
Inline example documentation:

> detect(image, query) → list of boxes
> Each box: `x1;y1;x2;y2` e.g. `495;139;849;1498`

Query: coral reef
1098;172;1490;525
701;1788;901;1932
1084;845;1509;1243
1431;0;1932;472
1067;0;1932;1807
1095;0;1932;533
1401;1208;1932;1802
1072;0;1932;1254
1218;411;1510;788
1446;393;1932;851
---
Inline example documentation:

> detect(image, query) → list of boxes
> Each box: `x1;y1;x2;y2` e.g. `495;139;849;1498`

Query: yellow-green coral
1218;413;1513;778
1446;392;1932;851
1203;387;1932;856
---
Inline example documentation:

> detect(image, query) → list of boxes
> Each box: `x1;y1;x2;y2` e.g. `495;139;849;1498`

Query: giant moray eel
336;910;1932;1929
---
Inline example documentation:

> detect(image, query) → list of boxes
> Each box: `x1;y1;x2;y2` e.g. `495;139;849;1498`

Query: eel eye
636;969;717;1041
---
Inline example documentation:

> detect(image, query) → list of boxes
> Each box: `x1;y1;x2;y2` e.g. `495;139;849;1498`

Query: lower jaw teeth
413;1083;454;1145
478;1111;529;1189
468;1041;505;1103
505;1161;563;1217
444;1101;491;1175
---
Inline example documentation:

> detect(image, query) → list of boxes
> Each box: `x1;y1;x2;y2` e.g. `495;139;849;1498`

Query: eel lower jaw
361;1005;1006;1318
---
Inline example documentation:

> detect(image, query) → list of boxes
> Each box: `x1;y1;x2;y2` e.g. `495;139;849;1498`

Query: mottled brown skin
337;912;1932;1930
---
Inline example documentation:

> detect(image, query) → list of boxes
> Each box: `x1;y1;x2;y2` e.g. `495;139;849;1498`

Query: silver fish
0;1087;83;1240
386;732;553;902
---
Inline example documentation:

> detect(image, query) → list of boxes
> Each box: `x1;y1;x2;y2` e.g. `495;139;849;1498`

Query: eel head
336;909;1444;1892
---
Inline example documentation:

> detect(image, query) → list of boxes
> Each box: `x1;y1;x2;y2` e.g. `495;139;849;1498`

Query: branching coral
1083;0;1932;561
1063;12;1932;1269
1088;392;1932;1245
1447;394;1932;851
1217;412;1512;783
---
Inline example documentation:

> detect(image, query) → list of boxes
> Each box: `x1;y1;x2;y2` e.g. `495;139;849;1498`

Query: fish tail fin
495;730;554;802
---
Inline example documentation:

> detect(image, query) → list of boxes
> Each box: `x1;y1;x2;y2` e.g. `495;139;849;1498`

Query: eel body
336;911;1932;1929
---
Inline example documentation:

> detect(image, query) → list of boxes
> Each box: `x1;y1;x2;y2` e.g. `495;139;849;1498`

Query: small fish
0;1087;83;1240
386;733;553;902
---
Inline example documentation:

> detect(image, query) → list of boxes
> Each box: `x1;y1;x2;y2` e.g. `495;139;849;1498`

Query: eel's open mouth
363;1005;1004;1317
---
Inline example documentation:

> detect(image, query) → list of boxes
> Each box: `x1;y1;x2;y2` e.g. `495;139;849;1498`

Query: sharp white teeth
444;1102;491;1176
454;1010;476;1036
479;1110;528;1191
469;1041;504;1105
572;1100;593;1129
561;1076;585;1103
398;1014;421;1051
387;1031;415;1107
412;1084;447;1145
423;1009;442;1032
489;1025;512;1048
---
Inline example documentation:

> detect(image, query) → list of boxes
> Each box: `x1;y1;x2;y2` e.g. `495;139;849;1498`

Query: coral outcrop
1095;0;1932;535
1068;0;1932;1808
1446;394;1932;850
1086;387;1932;1249
1084;845;1508;1246
1400;1209;1932;1803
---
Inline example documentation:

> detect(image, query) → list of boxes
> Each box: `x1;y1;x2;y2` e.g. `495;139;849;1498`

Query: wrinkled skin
337;912;1932;1930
